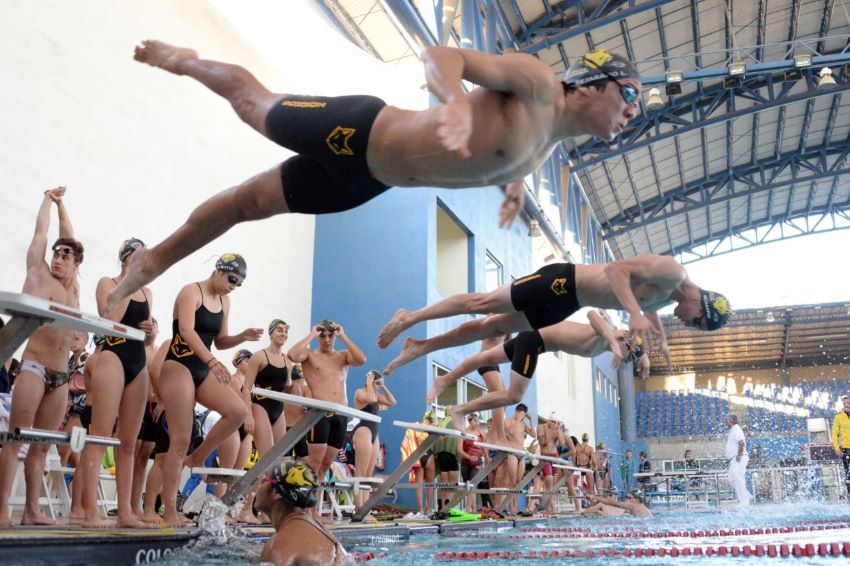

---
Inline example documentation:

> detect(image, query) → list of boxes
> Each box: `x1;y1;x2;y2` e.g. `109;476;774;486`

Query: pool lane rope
433;541;850;560
443;518;850;541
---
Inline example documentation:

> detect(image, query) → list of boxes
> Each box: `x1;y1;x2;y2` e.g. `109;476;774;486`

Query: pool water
153;503;850;565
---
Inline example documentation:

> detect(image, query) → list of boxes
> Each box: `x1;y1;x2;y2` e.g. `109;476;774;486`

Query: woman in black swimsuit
80;239;156;528
242;319;292;461
157;254;262;527
351;370;396;509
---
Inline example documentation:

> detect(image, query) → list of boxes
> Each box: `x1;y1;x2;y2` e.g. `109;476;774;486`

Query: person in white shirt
724;414;751;507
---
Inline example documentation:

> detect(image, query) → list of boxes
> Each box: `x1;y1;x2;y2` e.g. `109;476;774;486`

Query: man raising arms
287;320;366;513
0;187;82;526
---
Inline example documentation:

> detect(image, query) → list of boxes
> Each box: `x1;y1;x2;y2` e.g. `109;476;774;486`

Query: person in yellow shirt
832;394;850;499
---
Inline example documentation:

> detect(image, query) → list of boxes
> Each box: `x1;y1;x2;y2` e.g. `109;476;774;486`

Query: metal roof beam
669;207;850;263
604;137;850;233
519;0;675;53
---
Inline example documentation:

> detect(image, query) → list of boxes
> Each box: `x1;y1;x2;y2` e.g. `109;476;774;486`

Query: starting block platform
221;389;380;506
0;291;145;362
350;421;472;522
0;426;120;453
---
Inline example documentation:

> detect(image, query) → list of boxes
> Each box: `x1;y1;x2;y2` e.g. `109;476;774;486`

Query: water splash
197;494;229;544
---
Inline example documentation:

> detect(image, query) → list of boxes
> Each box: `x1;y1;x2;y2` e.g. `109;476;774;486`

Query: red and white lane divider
433;541;850;560
352;551;388;562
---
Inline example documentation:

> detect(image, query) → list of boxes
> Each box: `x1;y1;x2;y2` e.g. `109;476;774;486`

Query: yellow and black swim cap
699;289;733;331
118;238;145;262
232;349;252;368
215;253;247;278
563;49;639;87
267;459;319;508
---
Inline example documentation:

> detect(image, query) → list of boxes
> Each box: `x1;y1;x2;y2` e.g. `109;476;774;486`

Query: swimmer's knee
505;389;524;405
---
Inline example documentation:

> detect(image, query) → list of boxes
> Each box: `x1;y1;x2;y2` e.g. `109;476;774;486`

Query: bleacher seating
635;377;849;439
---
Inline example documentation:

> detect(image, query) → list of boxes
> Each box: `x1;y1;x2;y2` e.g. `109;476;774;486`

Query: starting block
190;467;245;485
0;291;145;362
221;389;380;506
0;426;120;453
351;421;472;522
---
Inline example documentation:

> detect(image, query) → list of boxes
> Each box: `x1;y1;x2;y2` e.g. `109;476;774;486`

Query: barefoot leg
107;166;289;310
133;40;281;135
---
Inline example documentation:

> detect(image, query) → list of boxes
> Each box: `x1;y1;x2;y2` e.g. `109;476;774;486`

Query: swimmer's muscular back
300;350;349;405
367;49;562;189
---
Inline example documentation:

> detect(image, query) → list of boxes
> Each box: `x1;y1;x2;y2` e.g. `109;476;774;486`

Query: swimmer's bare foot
80;514;113;529
20;509;61;526
427;375;451;405
133;40;198;75
383;337;427;375
116;513;151;529
105;247;159;312
142;510;161;524
162;512;194;528
68;506;85;524
448;406;467;434
0;515;12;528
377;308;411;349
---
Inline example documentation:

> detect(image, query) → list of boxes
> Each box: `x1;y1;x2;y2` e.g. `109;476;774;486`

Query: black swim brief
265;94;391;214
510;262;581;329
503;330;545;378
307;412;349;449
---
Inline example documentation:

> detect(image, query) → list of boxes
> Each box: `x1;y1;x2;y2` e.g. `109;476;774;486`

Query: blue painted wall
311;185;533;508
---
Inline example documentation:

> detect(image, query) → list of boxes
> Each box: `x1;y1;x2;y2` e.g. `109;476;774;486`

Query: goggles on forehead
52;245;77;259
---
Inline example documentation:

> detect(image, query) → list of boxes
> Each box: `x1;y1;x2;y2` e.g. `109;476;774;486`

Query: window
484;251;503;292
433;363;491;421
436;204;469;297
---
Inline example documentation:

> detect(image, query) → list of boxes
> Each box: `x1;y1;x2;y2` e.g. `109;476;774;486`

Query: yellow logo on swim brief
170;334;194;358
326;126;356;156
551;278;568;296
282;100;327;108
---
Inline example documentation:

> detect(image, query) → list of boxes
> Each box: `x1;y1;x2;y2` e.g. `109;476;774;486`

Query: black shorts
137;401;159;443
461;460;480;482
287;426;309;459
510;262;581;329
503;330;546;379
434;451;459;473
307;413;348;450
265;95;391;214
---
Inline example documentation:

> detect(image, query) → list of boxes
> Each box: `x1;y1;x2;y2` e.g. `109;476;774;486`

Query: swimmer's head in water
563;50;639;90
215;253;247;279
232;349;252;368
698;289;733;331
266;459;319;508
118;238;145;263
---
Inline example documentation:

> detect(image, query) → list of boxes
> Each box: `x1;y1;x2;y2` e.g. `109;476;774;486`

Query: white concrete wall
0;0;427;358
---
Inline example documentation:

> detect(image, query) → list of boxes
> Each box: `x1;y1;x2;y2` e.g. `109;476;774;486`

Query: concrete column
618;364;637;442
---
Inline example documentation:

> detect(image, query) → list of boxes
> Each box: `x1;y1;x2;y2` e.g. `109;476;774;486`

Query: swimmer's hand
627;313;658;354
44;186;66;203
436;99;472;158
239;328;264;342
499;180;525;229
